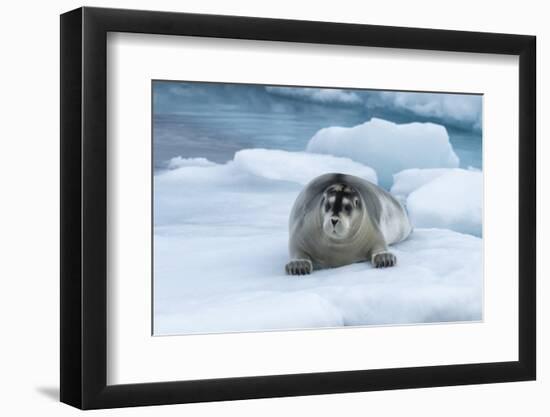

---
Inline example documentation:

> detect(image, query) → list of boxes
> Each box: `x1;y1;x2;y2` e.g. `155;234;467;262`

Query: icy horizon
153;81;482;170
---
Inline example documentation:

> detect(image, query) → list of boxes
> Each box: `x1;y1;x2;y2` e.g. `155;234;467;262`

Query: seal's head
320;183;363;240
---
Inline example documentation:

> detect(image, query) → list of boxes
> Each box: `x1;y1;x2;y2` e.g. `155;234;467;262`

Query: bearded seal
285;173;412;275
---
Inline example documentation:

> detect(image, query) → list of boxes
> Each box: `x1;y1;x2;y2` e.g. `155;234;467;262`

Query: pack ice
306;118;460;188
154;148;482;335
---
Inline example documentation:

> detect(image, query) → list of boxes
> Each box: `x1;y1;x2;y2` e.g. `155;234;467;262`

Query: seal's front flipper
371;251;397;268
285;259;313;276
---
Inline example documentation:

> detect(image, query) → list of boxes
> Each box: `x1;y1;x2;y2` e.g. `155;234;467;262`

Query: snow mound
233;149;377;185
391;168;454;198
306;118;459;188
406;169;483;236
167;156;217;169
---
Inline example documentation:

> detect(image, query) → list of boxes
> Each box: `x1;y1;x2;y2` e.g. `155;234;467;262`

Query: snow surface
391;168;455;199
405;169;483;237
306;118;459;188
154;150;482;335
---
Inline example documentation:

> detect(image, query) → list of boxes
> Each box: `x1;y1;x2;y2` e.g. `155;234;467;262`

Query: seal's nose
331;218;338;226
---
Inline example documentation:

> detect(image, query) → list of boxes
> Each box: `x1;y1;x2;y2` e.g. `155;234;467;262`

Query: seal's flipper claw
285;259;313;276
372;252;397;268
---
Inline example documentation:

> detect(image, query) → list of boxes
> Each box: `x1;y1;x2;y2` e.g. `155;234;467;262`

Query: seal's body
285;173;412;275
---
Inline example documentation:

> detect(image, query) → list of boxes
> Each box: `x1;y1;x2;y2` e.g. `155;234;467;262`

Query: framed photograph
60;6;536;409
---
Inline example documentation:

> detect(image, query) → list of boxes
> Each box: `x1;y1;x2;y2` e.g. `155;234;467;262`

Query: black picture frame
60;6;536;410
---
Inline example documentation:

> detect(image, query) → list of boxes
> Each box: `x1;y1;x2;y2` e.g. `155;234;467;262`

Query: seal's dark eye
345;204;352;213
325;203;331;211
